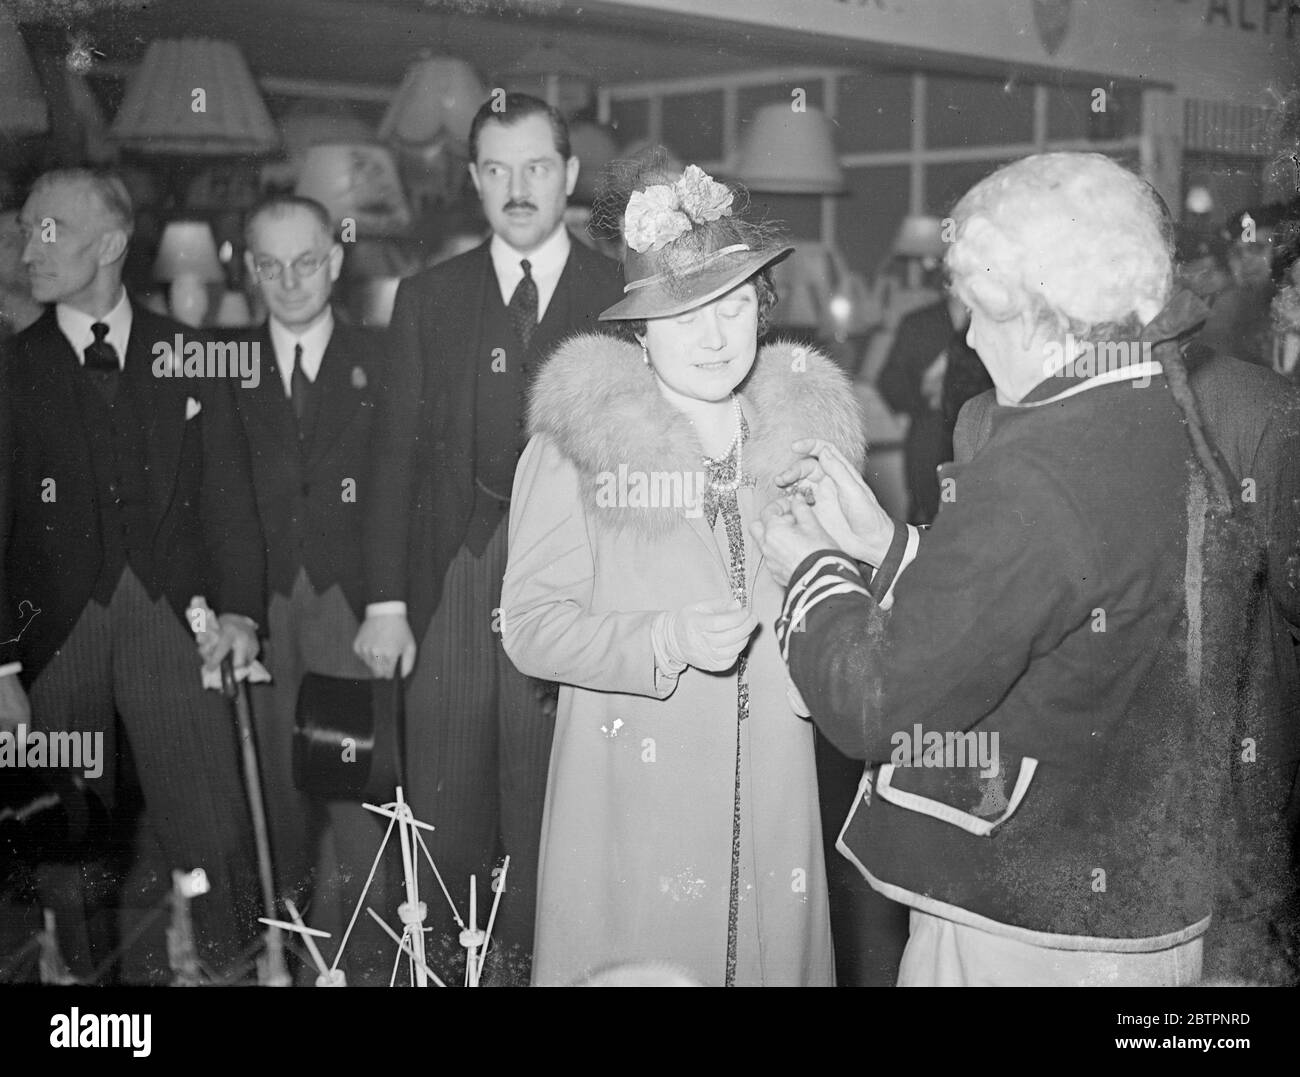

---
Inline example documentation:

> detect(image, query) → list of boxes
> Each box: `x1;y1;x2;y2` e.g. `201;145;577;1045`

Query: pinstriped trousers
27;569;261;977
403;516;555;971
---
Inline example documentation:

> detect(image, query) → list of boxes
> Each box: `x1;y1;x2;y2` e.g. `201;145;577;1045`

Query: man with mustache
353;93;621;969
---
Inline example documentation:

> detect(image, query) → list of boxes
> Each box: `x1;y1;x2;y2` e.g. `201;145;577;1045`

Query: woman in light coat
501;162;863;986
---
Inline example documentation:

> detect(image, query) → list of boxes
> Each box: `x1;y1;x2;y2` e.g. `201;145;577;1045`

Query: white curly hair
944;153;1174;337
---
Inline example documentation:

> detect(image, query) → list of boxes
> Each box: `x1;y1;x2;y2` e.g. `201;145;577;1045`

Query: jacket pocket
875;757;1038;837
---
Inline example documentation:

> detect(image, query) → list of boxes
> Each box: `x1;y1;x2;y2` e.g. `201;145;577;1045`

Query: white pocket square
185;397;202;420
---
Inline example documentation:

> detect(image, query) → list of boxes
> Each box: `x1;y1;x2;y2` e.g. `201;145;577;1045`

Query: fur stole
527;333;865;537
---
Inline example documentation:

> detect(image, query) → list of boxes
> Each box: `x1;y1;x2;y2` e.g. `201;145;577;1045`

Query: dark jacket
956;351;1300;966
0;302;265;681
781;361;1241;948
230;318;386;620
363;234;622;636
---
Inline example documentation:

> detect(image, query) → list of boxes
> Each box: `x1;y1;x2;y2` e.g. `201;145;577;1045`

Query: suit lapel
26;310;87;452
125;306;186;520
304;324;365;470
450;247;493;482
528;253;576;366
241;325;296;459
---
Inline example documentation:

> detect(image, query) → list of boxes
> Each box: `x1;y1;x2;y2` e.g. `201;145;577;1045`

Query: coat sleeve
501;434;680;700
0;346;16;665
781;455;1093;762
197;362;266;624
362;275;426;605
1257;388;1300;632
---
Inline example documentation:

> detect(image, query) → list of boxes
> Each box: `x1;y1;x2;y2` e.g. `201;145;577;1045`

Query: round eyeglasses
251;251;330;282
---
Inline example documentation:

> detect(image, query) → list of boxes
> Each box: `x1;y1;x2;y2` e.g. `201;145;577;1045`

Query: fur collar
528;333;865;537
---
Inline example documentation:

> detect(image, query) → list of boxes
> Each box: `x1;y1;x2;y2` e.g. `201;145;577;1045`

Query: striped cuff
868;522;920;610
776;549;870;662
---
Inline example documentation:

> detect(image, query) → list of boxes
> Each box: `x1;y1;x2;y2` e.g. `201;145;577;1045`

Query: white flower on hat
625;186;691;253
623;165;736;253
676;165;733;223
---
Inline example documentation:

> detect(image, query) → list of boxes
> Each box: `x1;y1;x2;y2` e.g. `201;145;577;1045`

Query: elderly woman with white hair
754;152;1244;986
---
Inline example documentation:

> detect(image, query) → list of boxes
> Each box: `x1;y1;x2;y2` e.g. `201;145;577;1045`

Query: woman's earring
639;339;650;365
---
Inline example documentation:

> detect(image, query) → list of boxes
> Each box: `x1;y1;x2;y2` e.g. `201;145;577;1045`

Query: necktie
508;258;538;353
291;342;311;426
84;322;119;372
84;322;120;402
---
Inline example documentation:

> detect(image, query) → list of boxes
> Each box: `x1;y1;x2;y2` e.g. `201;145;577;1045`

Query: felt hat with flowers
596;158;793;321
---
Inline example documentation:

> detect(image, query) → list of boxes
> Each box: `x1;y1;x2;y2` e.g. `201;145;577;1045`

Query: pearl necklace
702;395;747;494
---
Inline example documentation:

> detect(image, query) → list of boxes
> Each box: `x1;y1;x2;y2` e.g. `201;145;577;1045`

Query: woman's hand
751;495;837;589
665;598;759;672
774;439;896;566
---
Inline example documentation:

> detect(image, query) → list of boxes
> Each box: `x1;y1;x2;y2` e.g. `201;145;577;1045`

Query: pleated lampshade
378;55;485;146
733;104;844;194
0;4;48;136
110;38;280;155
153;220;225;282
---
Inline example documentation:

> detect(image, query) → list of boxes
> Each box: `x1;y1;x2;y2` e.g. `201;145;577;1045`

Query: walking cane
219;652;290;986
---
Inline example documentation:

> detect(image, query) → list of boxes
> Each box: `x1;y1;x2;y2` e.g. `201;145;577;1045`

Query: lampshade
110;38;280;155
153;220;225;282
733;104;844;194
893;215;947;260
295;143;412;238
0;4;47;136
378;55;485;146
770;241;878;335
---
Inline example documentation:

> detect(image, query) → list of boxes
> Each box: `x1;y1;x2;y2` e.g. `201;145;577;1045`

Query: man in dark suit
876;294;988;524
0;169;264;976
353;94;622;967
233;194;395;983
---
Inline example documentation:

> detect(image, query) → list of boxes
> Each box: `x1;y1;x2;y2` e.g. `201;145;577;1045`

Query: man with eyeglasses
230;194;395;982
354;93;622;971
0;168;265;977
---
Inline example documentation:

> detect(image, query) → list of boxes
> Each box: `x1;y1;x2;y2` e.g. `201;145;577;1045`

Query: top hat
599;164;792;321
